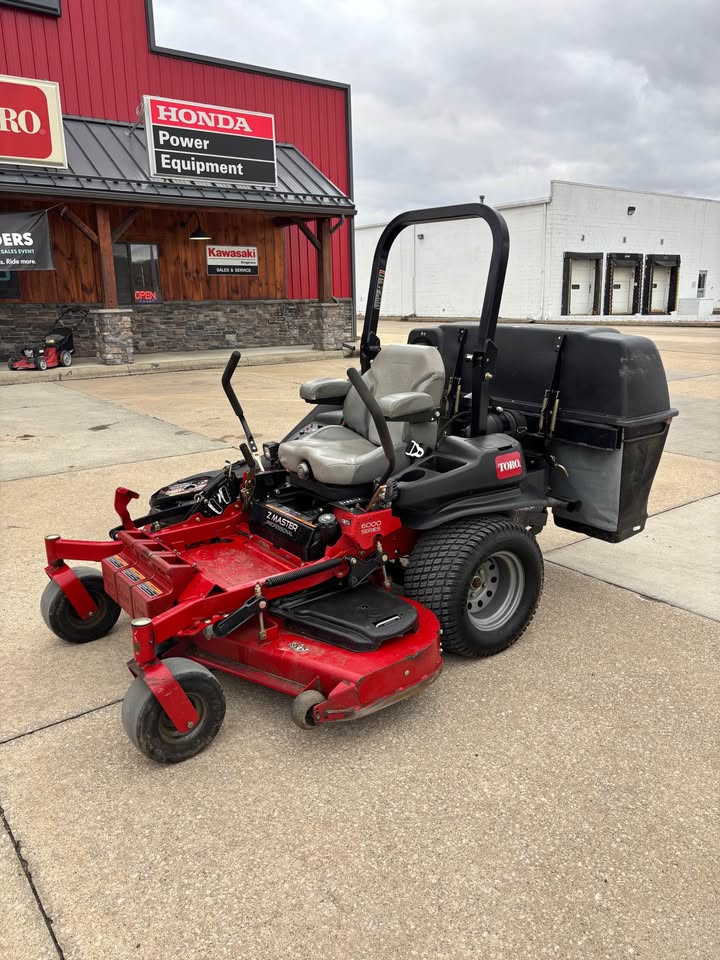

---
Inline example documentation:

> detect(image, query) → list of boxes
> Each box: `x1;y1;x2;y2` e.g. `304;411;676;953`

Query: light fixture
417;233;424;240
627;205;636;216
182;211;212;241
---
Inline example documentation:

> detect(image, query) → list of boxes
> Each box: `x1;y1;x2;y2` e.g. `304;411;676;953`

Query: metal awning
0;116;355;218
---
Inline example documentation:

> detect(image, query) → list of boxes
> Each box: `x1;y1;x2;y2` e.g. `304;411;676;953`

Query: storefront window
0;271;21;300
112;243;162;305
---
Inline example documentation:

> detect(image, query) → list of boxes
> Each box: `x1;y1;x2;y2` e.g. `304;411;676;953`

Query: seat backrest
343;343;445;446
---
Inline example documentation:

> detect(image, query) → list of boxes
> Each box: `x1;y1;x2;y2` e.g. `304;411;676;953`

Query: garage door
651;265;671;312
611;266;634;314
569;259;595;315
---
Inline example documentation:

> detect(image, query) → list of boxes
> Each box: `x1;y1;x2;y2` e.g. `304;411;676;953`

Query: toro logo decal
495;452;523;479
0;75;66;167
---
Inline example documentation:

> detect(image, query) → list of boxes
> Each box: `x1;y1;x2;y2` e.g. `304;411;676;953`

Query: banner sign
0;210;55;270
206;245;259;276
0;74;67;168
143;95;276;186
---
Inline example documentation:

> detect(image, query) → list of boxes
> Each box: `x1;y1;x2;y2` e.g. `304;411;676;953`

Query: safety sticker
121;566;145;583
106;555;127;569
138;581;163;598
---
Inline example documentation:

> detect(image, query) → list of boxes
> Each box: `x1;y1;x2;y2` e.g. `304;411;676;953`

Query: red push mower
40;204;676;762
7;305;88;371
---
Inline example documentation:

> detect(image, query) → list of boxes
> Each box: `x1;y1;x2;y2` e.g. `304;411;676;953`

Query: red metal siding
0;0;352;299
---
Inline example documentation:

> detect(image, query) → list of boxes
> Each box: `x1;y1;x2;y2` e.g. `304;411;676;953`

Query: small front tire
37;357;47;371
122;658;226;763
40;566;121;643
291;690;325;729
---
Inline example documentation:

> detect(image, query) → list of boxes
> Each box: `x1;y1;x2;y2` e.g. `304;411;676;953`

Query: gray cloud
153;0;720;222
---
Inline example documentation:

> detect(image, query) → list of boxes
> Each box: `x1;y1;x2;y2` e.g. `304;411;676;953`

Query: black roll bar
359;203;510;436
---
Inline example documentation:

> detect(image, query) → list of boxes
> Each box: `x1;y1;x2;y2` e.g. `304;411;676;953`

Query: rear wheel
405;516;543;657
59;350;72;367
122;658;226;763
40;566;121;643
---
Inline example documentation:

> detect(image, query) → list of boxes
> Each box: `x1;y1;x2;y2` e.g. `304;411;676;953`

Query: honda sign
0;74;67;168
143;95;276;186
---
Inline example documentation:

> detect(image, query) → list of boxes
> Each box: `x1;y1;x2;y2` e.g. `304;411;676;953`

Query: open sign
134;290;158;302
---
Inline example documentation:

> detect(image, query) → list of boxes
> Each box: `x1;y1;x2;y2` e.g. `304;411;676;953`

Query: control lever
222;350;263;469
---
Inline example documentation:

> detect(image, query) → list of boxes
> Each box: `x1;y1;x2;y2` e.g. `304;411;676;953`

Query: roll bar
359;203;510;436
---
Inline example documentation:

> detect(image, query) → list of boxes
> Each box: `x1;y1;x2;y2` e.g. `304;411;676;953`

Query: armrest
378;391;436;421
299;377;351;403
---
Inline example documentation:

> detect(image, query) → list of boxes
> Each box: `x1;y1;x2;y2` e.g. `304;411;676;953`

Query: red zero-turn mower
40;205;677;762
7;305;88;371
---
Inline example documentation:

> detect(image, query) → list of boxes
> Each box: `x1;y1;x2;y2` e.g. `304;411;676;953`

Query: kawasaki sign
143;95;276;187
206;245;259;276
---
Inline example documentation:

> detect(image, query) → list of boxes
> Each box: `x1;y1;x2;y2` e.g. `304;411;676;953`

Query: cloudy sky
154;0;720;223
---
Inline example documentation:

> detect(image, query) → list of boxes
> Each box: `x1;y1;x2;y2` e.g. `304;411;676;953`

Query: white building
355;181;720;321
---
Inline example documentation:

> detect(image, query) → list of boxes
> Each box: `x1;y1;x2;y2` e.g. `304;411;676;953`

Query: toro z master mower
39;204;677;762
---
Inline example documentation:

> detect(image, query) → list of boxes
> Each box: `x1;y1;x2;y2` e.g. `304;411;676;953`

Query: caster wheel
40;566;121;643
291;690;326;730
37;357;47;371
122;658;226;763
60;350;73;367
405;516;544;658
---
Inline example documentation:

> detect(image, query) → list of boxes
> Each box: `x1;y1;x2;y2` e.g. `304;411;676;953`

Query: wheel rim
466;550;525;631
157;692;207;743
63;589;107;631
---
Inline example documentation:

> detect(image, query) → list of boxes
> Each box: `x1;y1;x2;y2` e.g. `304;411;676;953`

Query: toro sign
143;95;276;186
206;245;259;277
0;74;67;168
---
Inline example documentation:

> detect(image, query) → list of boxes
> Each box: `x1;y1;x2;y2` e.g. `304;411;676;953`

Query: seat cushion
279;425;401;485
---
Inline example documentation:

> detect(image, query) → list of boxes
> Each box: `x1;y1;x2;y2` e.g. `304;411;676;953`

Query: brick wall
0;300;353;360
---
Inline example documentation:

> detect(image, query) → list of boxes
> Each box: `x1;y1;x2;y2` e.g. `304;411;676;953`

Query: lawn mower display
7;305;88;371
39;203;677;763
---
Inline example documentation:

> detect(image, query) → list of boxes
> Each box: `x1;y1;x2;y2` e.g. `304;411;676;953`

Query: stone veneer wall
0;299;353;360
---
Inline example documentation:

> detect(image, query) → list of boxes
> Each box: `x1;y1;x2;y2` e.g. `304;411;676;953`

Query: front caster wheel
40;566;121;643
291;690;326;729
122;658;226;763
405;516;544;658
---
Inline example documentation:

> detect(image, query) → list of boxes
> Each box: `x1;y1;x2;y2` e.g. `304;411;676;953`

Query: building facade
0;0;355;360
356;182;719;321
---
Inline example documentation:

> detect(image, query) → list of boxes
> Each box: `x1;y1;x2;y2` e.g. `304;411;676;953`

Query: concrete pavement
0;324;718;960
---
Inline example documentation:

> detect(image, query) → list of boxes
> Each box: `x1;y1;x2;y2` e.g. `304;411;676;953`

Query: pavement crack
0;698;123;746
0;803;66;960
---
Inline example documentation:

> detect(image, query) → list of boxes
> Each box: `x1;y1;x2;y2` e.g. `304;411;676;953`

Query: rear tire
122;658;226;763
40;566;121;643
60;350;72;367
405;516;543;658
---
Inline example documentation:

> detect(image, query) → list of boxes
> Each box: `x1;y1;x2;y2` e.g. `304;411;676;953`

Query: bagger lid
408;323;675;427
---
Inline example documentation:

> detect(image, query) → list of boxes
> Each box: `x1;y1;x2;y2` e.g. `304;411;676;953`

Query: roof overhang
0;116;355;219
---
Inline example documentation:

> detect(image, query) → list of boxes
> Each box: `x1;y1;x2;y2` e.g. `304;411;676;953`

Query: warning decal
139;581;163;598
106;555;127;569
122;567;145;583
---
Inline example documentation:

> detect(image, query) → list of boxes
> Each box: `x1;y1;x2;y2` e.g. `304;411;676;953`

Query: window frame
112;242;163;306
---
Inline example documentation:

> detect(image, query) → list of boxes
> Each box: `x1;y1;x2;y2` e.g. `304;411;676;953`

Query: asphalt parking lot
1;323;718;960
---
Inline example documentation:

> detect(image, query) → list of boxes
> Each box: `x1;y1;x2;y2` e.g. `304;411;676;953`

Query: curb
0;347;343;387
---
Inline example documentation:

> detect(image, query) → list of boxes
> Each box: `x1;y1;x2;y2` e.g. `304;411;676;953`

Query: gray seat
279;343;445;485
